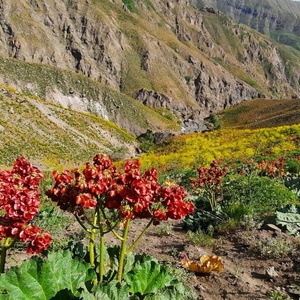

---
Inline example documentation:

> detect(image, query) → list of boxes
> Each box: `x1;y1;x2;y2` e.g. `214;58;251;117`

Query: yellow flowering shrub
139;124;300;171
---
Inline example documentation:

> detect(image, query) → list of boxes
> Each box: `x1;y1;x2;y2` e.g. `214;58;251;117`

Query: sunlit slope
0;85;137;170
140;98;300;169
139;124;300;170
218;98;300;129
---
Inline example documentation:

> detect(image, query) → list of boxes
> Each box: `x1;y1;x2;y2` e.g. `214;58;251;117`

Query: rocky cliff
0;0;300;135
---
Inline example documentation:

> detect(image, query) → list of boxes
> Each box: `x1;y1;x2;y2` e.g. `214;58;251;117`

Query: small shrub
269;290;292;300
183;195;228;232
187;226;215;247
122;0;137;12
250;238;295;259
137;130;155;153
155;224;173;236
285;158;300;174
209;114;221;130
184;76;192;84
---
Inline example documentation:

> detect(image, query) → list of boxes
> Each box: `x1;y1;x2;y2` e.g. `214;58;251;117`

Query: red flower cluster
46;154;194;225
254;158;285;178
191;160;228;192
0;157;52;254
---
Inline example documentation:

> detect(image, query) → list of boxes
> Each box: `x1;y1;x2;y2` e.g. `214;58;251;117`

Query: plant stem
89;211;98;285
112;229;124;241
97;207;105;282
211;190;216;210
126;218;153;254
0;246;7;274
117;219;130;281
0;237;15;273
75;213;89;232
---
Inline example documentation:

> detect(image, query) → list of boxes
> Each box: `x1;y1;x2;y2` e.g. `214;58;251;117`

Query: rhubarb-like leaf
125;259;174;295
93;280;130;300
276;211;300;235
0;250;95;300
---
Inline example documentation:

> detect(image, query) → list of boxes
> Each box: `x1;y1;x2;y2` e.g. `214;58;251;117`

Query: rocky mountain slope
194;0;300;50
1;0;300;165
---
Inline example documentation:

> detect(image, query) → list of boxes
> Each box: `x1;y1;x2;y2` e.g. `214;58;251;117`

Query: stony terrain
111;220;300;300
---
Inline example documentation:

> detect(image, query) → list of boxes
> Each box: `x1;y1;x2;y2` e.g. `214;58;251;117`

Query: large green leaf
93;280;130;300
79;280;130;300
125;259;174;295
276;211;300;235
0;250;95;300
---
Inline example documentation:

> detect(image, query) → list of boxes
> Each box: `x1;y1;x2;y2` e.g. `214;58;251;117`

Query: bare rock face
0;0;299;134
0;0;126;89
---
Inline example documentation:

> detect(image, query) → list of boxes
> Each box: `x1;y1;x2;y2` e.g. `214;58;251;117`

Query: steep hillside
0;0;300;135
0;56;180;136
217;98;300;129
0;84;140;169
194;0;300;50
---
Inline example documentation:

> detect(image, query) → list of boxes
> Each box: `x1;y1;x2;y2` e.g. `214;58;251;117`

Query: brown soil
113;219;300;300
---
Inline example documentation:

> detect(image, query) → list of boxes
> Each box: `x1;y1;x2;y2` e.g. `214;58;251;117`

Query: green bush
207;113;221;130
183;195;228;232
137;130;155;153
222;174;299;219
285;158;300;174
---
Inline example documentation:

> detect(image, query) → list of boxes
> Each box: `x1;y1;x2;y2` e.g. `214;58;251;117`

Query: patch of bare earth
112;219;300;300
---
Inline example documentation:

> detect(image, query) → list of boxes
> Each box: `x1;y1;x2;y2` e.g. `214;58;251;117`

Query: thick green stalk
0;237;15;273
126;218;153;254
97;207;105;282
0;245;7;274
89;211;98;285
117;219;130;281
211;190;216;210
99;232;105;282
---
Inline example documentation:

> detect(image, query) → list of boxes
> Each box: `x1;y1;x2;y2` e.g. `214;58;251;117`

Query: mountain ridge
1;0;300;165
1;0;300;118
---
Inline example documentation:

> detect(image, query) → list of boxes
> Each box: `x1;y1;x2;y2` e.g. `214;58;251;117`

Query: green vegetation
0;246;196;299
251;238;295;259
122;0;138;12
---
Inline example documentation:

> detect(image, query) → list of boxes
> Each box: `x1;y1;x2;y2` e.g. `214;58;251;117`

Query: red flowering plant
183;160;229;232
254;158;285;178
190;160;228;210
0;157;52;273
46;153;194;283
